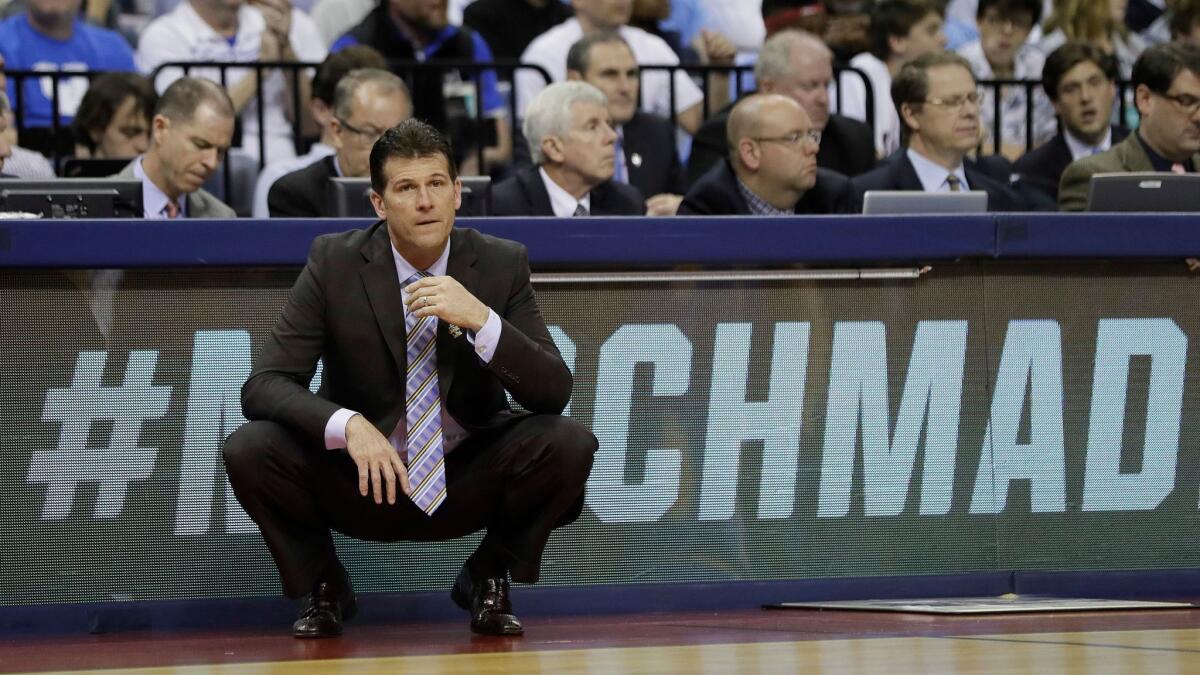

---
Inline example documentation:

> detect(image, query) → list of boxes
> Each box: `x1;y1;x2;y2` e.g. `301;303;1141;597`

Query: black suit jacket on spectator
678;159;859;215
512;112;685;200
686;105;876;187
462;0;573;60
1012;126;1130;202
491;166;646;216
850;152;1025;212
268;156;338;218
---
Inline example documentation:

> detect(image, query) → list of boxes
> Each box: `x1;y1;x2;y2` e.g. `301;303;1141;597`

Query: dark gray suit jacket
1058;132;1200;211
491;166;645;216
117;159;236;218
241;224;572;450
851;152;1025;212
268;155;338;218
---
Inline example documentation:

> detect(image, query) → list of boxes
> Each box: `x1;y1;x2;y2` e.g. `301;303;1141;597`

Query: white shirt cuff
324;408;359;450
465;309;501;363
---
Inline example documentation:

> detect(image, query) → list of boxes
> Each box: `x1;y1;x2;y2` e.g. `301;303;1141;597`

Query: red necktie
162;200;180;219
1171;163;1188;175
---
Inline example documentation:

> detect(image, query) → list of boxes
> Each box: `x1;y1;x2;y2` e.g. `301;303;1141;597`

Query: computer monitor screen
59;158;132;179
328;176;491;218
1086;172;1200;212
0;178;143;218
862;190;989;215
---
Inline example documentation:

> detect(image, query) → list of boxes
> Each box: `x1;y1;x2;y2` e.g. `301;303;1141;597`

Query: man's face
906;64;981;158
572;0;633;30
1052;60;1116;141
1137;69;1200;159
389;0;449;32
750;98;820;194
553;100;618;185
579;42;639;125
152;101;234;197
978;6;1035;70
94;95;151;158
763;49;833;130
370;154;461;259
334;85;412;178
893;11;947;63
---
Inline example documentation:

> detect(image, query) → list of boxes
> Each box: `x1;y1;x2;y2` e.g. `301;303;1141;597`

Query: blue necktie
613;132;626;184
404;271;446;515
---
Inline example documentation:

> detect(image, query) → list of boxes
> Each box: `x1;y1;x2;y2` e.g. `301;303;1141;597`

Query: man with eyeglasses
116;77;236;219
1012;42;1126;203
851;51;1024;211
269;68;411;218
678;93;857;216
1059;42;1200;211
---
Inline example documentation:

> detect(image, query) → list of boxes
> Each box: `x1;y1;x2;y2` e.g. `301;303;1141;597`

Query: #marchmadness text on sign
3;261;1200;604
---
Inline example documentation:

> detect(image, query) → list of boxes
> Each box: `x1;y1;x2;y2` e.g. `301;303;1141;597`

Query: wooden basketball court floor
5;603;1200;674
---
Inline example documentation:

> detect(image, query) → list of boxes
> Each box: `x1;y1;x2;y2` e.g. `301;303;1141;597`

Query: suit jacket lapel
438;228;479;400
895;155;924;190
1117;133;1155;172
359;223;410;378
520;167;556;216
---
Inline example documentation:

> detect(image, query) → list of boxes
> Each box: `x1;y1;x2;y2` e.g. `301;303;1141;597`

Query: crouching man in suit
224;119;598;638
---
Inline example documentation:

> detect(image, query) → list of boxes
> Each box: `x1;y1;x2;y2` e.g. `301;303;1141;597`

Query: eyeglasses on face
337;117;387;143
922;89;984;111
1153;90;1200;116
751;129;822;147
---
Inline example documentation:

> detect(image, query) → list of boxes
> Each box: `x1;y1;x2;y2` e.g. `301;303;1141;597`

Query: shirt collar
538;166;591;217
134;155;187;219
907;148;969;192
735;176;794;216
391;235;451;285
1063;127;1113;161
1136;130;1193;172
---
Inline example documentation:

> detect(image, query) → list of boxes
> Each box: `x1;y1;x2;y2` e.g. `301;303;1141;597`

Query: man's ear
899;102;921;135
541;136;565;164
1134;83;1154;117
150;113;170;146
566;69;583;82
887;33;906;59
737;138;760;171
369;188;386;219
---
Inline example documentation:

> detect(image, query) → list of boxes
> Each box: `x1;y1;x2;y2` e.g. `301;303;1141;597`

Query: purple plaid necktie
404;271;446;515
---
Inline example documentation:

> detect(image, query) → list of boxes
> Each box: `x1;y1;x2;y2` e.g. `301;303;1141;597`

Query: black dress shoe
451;566;524;636
293;580;358;639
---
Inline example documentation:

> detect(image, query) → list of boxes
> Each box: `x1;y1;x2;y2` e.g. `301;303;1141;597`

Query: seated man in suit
1012;42;1127;203
687;29;876;187
117;77;236;219
679;93;858;216
225;118;598;638
566;32;685;216
1059;42;1200;211
492;81;645;217
851;51;1024;211
268;68;411;217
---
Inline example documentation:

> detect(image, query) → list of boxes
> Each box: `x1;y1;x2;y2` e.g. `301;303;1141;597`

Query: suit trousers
223;414;597;597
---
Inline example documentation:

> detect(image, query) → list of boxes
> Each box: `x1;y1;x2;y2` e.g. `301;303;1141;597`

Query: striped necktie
946;174;962;192
404;271;446;515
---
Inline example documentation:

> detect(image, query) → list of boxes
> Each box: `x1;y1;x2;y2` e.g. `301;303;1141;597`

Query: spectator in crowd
311;0;374;46
1171;0;1200;46
71;72;157;160
688;29;876;186
137;0;327;164
661;0;766;63
518;0;736;134
0;53;54;178
836;0;947;158
564;32;685;215
679;93;857;215
269;68;411;217
1040;0;1148;78
956;0;1055;160
252;45;389;218
117;77;236;219
463;0;574;60
851;52;1024;210
492;81;645;216
1013;43;1127;203
1060;42;1200;210
333;0;512;173
0;92;13;175
0;0;135;156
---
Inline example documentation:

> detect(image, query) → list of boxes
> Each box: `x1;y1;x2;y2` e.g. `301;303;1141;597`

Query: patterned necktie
404;271;446;515
946;174;962;192
573;202;589;217
162;200;180;219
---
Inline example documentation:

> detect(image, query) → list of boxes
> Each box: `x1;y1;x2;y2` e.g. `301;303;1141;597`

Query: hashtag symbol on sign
30;350;172;519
